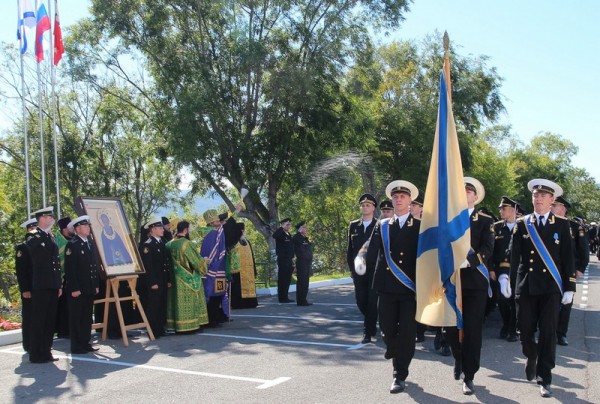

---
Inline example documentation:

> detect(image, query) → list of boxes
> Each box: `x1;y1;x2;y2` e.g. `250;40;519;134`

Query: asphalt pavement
1;257;599;403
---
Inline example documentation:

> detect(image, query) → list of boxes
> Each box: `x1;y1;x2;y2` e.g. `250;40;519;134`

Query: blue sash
524;215;564;295
381;219;416;292
468;249;492;298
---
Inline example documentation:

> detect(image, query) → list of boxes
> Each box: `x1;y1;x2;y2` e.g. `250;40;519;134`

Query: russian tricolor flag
35;1;51;62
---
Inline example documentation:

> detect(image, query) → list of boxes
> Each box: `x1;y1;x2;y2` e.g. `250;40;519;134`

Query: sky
3;0;599;183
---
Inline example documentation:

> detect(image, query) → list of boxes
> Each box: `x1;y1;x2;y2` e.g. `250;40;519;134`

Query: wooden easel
92;275;154;346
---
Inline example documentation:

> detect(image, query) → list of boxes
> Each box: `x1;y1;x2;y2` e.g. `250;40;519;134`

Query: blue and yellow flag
415;65;470;328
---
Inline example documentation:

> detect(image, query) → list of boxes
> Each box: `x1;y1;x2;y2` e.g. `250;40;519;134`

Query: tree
80;0;411;252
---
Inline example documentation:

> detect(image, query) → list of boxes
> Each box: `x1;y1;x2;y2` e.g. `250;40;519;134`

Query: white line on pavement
199;332;364;350
231;314;362;324
0;349;290;389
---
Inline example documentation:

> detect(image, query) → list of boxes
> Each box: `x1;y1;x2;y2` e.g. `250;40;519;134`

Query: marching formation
347;177;589;398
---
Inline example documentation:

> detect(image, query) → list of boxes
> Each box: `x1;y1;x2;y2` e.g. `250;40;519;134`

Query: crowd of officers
13;206;262;363
346;177;589;398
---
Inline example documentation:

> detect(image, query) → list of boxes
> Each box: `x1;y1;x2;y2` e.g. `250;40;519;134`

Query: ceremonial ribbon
524;214;564;295
381;219;416;292
468;249;492;298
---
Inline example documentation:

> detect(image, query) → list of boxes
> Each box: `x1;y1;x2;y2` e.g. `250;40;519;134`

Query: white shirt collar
468;208;475;216
394;212;410;227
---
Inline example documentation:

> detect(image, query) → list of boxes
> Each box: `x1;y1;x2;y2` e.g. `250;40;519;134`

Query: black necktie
538;216;545;227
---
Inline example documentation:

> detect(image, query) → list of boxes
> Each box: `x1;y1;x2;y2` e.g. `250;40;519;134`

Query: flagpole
443;31;452;101
18;0;32;216
49;0;60;216
37;61;46;207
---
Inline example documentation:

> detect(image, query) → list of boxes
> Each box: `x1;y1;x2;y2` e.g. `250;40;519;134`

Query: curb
256;277;353;296
0;329;22;347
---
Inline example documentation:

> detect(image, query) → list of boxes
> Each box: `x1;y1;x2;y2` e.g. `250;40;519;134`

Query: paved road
1;257;599;403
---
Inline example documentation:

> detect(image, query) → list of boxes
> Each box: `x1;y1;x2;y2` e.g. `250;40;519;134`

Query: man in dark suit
64;216;100;354
137;217;173;338
293;221;313;306
273;218;295;303
494;196;520;342
347;193;378;343
506;179;576;398
26;206;63;363
550;196;589;346
366;181;420;394
443;177;495;395
15;218;38;353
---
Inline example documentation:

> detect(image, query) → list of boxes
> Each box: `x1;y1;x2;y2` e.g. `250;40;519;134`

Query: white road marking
199;332;364;350
232;314;362;324
0;349;290;389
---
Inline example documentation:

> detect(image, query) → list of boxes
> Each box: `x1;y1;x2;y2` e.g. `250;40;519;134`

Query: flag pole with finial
443;31;452;102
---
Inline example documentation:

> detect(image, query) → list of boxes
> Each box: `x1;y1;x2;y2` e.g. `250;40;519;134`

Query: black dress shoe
453;361;462;380
390;378;405;394
279;299;294;303
557;335;568;346
525;358;536;381
441;345;452;357
297;301;313;306
540;384;552;397
462;380;475;395
86;345;99;352
499;326;508;339
506;333;519;342
361;334;372;344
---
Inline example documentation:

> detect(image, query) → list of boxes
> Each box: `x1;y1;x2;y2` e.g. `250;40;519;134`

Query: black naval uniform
493;220;518;340
15;235;35;352
346;218;378;339
65;236;100;353
366;214;420;382
273;227;295;302
138;237;172;337
26;228;62;363
293;232;313;305
510;212;576;386
556;219;589;342
444;210;495;382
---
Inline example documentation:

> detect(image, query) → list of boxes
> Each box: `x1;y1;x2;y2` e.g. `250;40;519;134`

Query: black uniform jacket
346;218;377;276
461;211;495;290
140;237;172;288
15;240;33;293
26;227;62;290
569;219;589;272
273;228;294;258
366;215;420;295
510;213;576;296
64;236;100;295
493;220;514;281
293;233;313;263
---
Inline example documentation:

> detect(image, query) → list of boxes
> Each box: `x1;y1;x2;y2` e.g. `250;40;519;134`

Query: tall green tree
80;0;411;250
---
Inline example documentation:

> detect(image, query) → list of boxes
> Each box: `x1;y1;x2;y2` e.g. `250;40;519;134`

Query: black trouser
68;294;94;352
557;302;572;338
498;293;517;335
139;285;167;337
207;295;225;324
20;296;32;352
517;293;560;385
443;288;488;381
295;259;311;304
378;292;416;381
277;256;294;301
55;289;69;337
30;289;58;362
353;274;378;336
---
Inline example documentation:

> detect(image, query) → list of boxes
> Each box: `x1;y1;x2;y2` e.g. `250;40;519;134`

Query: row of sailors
346;177;586;398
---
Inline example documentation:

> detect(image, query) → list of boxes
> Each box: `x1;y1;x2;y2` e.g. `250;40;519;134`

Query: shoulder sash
381;219;416;292
524;214;563;294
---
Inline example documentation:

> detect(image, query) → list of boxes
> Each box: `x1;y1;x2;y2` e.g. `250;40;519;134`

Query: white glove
499;274;511;298
460;259;470;268
561;291;574;305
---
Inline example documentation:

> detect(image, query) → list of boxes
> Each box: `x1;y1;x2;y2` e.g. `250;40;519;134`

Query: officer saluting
366;181;420;394
64;216;100;354
26;207;62;363
507;179;575;398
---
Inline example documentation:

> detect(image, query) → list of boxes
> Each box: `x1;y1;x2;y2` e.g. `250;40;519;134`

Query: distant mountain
156;191;225;217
